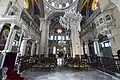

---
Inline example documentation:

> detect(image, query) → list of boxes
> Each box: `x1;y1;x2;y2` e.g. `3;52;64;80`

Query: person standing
117;50;120;60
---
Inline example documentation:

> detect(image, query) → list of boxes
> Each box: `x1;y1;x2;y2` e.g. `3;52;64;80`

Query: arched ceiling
47;12;64;20
44;0;100;32
49;12;64;32
24;0;99;19
23;0;100;32
44;0;78;10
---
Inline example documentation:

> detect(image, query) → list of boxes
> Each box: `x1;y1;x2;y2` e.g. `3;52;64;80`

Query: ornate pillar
20;38;28;56
4;24;15;51
85;41;90;56
93;39;101;56
40;18;46;55
39;18;50;57
46;21;50;57
71;26;82;57
31;41;35;56
36;42;39;55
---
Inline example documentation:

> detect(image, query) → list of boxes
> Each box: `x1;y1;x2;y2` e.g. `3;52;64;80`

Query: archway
98;34;113;57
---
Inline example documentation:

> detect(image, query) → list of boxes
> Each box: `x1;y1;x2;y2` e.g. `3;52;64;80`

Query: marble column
31;42;35;56
46;21;50;57
20;38;28;56
4;23;15;51
93;39;102;56
40;18;46;55
71;26;82;58
85;42;90;56
39;18;50;57
36;43;39;55
71;14;83;58
8;30;17;51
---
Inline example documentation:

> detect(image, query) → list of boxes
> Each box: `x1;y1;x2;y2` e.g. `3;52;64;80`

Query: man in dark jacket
117;50;120;60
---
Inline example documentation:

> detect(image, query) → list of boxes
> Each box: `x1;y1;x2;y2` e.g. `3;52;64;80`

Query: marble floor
22;67;115;80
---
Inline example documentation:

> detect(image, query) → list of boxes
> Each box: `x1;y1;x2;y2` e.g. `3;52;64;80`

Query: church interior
0;0;120;80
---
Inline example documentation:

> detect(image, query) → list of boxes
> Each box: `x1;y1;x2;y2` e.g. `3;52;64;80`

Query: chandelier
57;28;62;34
59;10;82;30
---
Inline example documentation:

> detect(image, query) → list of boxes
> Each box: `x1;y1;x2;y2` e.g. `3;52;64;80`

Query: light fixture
57;29;62;33
59;9;82;31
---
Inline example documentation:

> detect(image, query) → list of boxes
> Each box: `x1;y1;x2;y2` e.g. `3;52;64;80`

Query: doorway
99;35;113;57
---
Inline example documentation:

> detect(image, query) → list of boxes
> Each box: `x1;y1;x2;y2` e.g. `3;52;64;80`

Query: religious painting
24;0;29;9
91;0;99;11
0;25;10;50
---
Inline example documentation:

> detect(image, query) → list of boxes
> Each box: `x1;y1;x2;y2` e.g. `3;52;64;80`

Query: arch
47;11;64;20
43;0;79;10
96;27;112;40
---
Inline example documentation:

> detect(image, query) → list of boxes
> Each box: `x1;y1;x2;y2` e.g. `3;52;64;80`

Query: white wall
99;0;110;12
110;0;120;11
0;0;11;16
111;7;120;54
16;0;24;9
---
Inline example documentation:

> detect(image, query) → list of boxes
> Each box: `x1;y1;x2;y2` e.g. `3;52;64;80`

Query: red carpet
6;68;25;80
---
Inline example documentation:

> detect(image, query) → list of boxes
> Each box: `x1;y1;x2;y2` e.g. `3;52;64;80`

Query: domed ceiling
44;0;77;9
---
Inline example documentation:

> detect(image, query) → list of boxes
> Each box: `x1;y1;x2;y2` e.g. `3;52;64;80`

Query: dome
44;0;78;9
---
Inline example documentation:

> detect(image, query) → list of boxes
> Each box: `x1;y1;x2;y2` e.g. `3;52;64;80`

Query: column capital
40;18;50;24
84;40;89;44
94;39;99;41
39;18;46;22
22;37;29;40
